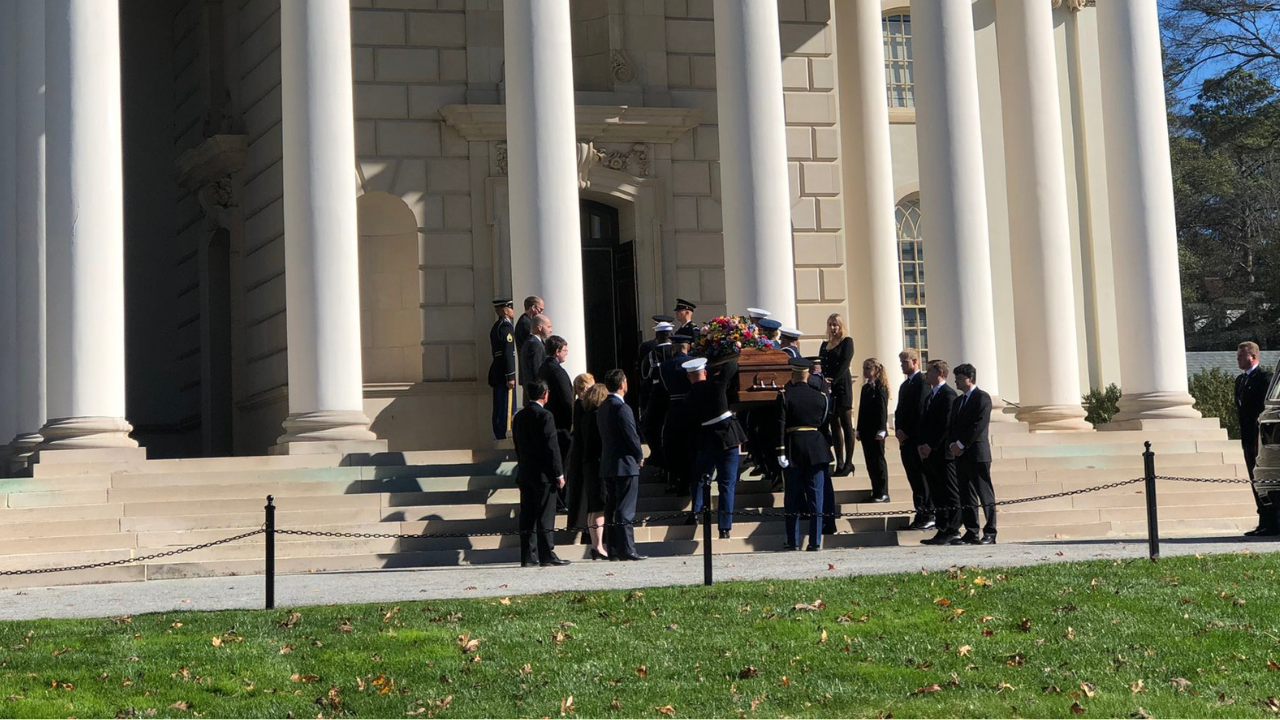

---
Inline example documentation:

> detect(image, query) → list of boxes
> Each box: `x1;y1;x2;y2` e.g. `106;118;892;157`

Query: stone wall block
408;11;466;46
352;10;407;45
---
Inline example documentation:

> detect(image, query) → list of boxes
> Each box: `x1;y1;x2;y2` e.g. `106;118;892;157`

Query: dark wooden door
580;200;640;408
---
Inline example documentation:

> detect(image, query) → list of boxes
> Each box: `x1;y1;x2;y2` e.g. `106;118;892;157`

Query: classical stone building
0;0;1203;462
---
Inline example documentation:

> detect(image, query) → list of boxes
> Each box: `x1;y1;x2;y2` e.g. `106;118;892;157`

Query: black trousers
491;385;513;440
860;435;888;497
958;455;996;536
605;475;639;558
1242;432;1278;529
900;440;932;518
518;481;557;563
924;452;960;532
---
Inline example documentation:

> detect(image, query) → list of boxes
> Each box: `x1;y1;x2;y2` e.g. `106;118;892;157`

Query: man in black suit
538;335;574;462
519;313;551;391
776;357;834;551
598;369;646;561
896;349;933;530
948;363;995;545
917;359;960;546
514;295;544;354
511;380;569;567
487;299;517;440
1237;341;1277;536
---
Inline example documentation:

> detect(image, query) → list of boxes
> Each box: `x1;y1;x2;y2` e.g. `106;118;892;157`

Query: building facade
0;0;1201;461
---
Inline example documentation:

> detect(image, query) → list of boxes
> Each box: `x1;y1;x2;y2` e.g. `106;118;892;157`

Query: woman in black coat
578;383;610;558
855;358;890;502
819;313;855;476
565;373;595;544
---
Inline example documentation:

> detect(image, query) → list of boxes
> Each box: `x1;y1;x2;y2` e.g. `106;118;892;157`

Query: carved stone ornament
174;134;247;230
610;50;635;84
494;141;508;175
197;177;238;229
1050;0;1093;10
576;142;599;189
595;143;651;178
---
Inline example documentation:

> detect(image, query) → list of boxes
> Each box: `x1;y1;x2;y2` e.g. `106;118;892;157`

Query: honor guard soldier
636;314;675;423
807;355;838;535
757;317;782;348
487;299;517;440
659;333;695;495
641;321;675;473
684;356;748;539
779;328;802;358
674;298;700;339
775;356;834;551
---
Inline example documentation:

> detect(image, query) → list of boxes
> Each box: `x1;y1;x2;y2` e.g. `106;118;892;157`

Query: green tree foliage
1082;384;1121;427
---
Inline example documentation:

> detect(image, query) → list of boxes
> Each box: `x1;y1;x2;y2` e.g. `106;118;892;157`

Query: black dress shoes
978;534;996;545
871;495;890;504
833;464;852;477
540;555;571;567
806;545;821;552
922;531;961;546
958;532;981;545
719;529;731;540
618;554;647;561
1245;526;1280;537
781;543;799;552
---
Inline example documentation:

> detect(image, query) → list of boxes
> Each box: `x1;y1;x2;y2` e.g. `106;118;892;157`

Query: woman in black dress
856;358;890;502
579;383;611;559
566;373;595;544
819;313;855;476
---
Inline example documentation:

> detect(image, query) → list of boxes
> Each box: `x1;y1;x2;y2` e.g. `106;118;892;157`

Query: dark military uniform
776;372;833;550
487;302;516;440
641;340;674;470
687;359;747;534
673;298;699;341
659;347;694;492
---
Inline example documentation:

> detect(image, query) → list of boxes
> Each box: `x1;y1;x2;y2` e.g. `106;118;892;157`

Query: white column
713;0;798;328
276;0;382;452
13;0;47;457
995;0;1091;431
40;0;136;450
503;0;588;378
912;0;1005;407
0;5;19;452
1096;0;1200;425
834;0;904;396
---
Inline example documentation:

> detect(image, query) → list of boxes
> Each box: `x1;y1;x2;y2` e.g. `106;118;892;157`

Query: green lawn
4;553;1280;718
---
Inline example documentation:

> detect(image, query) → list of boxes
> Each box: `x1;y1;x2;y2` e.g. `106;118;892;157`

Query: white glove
777;455;790;469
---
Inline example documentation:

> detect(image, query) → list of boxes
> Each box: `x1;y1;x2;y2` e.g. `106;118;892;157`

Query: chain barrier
0;469;1255;578
0;529;265;577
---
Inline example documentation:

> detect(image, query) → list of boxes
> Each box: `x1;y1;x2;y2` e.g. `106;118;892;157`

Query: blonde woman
856;358;891;502
578;383;612;559
565;372;595;544
819;313;855;476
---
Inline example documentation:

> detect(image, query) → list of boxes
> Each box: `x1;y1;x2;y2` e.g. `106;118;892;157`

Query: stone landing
0;426;1254;589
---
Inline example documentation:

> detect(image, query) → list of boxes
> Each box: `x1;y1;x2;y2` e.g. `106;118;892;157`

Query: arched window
882;13;914;108
896;195;927;359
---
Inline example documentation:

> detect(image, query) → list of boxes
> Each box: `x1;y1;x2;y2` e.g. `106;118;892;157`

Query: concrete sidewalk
2;536;1275;621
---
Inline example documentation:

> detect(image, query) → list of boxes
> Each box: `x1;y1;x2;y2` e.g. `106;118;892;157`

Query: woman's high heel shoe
590;548;609;561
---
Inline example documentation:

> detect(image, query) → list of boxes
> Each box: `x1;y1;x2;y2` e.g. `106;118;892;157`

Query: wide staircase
0;424;1254;589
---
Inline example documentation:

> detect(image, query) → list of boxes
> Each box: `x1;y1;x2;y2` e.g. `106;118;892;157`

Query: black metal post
1143;442;1160;561
265;495;276;609
702;473;713;586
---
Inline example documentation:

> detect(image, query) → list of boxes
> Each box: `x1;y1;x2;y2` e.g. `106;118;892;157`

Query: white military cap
682;357;709;373
780;327;802;340
653;322;675;332
747;308;771;319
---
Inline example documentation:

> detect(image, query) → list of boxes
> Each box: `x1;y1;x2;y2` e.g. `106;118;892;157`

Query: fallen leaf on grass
793;600;826;611
291;674;319;684
635;665;648;679
457;633;481;654
915;684;941;694
560;695;575;715
973;576;992;587
1081;682;1096;698
781;676;791;687
996;682;1016;693
611;698;623;711
934;598;952;607
372;674;394;695
1065;627;1076;640
280;612;301;629
1070;701;1086;714
1263;697;1280;714
210;637;222;647
1129;679;1144;694
1131;708;1152;719
819;629;828;644
1019;618;1032;632
1269;660;1280;671
499;598;511;606
406;709;425;717
337;622;353;634
169;700;190;711
749;695;764;711
1170;677;1191;692
656;704;675;716
382;606;400;623
739;666;759;680
112;615;132;624
519;664;532;677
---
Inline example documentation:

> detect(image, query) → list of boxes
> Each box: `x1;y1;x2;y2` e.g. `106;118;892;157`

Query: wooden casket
726;347;792;408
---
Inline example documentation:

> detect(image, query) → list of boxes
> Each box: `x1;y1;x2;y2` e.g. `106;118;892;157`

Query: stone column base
989;395;1017;422
7;433;44;475
1107;390;1202;426
1015;404;1094;432
273;410;387;456
39;416;138;450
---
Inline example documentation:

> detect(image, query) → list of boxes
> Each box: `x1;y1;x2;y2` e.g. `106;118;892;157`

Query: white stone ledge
440;104;702;143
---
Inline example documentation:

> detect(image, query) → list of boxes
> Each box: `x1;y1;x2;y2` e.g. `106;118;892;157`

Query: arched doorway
580;199;640;398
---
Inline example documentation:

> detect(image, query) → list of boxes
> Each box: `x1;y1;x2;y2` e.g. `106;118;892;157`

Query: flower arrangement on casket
693;315;774;361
